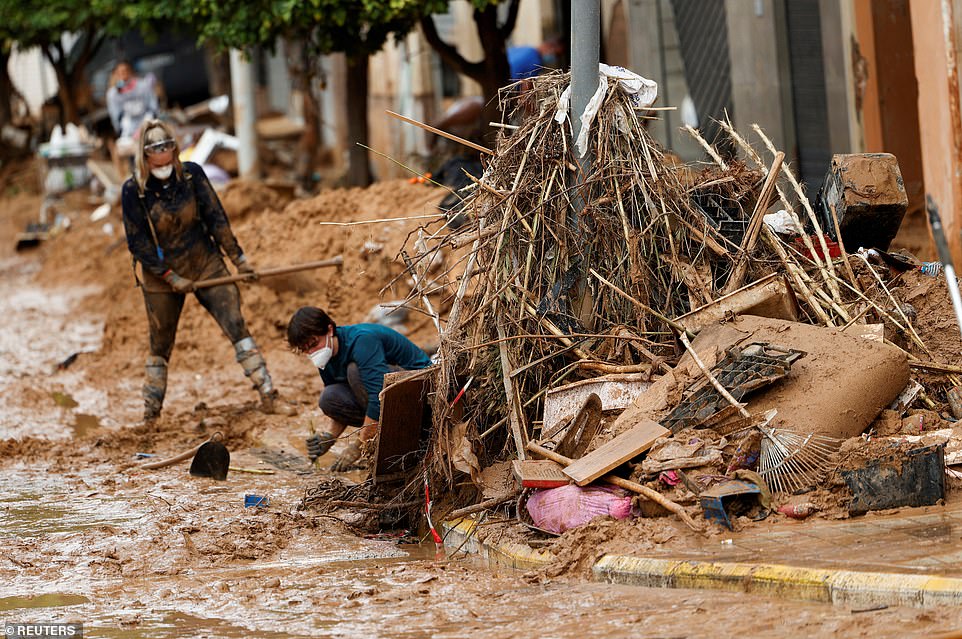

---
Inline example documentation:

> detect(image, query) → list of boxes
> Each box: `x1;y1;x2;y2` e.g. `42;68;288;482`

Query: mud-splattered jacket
121;162;244;290
318;324;433;421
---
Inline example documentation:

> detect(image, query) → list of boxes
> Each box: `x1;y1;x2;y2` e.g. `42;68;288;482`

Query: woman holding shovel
121;119;294;421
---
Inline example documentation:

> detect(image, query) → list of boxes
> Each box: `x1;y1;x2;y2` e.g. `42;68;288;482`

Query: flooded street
1;223;960;638
4;458;950;639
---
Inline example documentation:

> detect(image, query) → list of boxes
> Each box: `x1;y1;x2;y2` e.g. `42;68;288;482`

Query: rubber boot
234;338;296;416
143;355;168;423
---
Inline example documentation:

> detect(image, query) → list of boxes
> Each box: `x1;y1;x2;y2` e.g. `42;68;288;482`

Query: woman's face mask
150;164;173;180
307;334;333;369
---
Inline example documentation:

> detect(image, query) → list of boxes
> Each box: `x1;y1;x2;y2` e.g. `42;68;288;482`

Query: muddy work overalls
121;161;274;420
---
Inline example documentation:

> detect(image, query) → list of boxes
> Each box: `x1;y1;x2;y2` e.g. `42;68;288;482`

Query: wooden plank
562;419;669;486
373;369;433;484
512;459;569;489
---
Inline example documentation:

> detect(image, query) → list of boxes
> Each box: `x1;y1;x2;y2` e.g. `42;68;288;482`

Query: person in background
121;119;295;422
286;306;433;471
107;60;158;176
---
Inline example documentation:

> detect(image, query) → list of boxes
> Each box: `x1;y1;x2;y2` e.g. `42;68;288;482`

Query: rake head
758;427;841;495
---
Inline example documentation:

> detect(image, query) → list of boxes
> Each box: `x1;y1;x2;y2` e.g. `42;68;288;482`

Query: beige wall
910;0;962;264
725;0;795;156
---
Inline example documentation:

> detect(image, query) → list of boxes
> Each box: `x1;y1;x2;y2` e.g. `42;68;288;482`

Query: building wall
726;0;795;159
622;0;702;160
909;0;962;264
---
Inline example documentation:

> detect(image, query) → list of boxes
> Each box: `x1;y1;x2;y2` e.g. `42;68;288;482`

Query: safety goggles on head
144;139;176;156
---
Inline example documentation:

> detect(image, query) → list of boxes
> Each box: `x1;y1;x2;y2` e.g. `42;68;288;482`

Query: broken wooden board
373;367;434;484
562;419;669;487
555;393;602;459
512;459;569;489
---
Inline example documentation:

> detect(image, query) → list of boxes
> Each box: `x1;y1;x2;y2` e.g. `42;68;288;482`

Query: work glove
235;255;257;280
163;271;194;293
306;431;337;461
331;441;362;472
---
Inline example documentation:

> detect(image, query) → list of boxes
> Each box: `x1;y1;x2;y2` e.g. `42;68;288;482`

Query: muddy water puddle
0;469;144;536
0;260;107;439
3;463;959;639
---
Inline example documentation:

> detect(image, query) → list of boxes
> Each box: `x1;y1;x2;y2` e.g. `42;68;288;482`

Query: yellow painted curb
441;517;553;570
594;554;962;609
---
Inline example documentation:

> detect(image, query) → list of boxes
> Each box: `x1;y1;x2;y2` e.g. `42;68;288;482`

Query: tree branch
419;15;483;81
74;28;106;76
500;0;522;38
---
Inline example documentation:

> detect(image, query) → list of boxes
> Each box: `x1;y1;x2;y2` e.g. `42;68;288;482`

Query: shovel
140;432;230;480
926;195;962;342
189;438;230;480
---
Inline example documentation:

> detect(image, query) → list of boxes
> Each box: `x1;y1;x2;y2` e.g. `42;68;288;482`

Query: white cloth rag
555;63;658;157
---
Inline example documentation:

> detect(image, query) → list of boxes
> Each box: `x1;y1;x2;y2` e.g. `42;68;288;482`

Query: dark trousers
142;282;250;359
319;383;366;427
317;362;403;426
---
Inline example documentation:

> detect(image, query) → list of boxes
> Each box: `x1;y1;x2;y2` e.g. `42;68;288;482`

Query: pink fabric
526;484;634;534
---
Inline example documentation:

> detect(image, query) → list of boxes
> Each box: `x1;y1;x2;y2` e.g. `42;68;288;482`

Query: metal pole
229;49;258;177
568;0;601;326
570;0;601;161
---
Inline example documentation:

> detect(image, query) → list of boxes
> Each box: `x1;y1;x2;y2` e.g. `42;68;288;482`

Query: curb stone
442;517;554;570
594;555;962;609
443;516;962;608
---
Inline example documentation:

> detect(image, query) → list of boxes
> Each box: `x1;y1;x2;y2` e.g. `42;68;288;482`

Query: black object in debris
816;153;908;252
434;155;484;230
700;480;763;530
189;440;230;480
662;342;805;433
842;443;945;515
57;352;80;371
15;222;51;251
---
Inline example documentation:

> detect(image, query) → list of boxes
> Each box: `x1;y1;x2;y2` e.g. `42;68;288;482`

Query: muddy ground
2;171;962;637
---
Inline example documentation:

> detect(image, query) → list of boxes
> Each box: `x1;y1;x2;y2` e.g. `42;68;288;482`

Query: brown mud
2;174;962;636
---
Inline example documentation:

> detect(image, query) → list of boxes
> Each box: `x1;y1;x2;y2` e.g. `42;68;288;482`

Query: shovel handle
192;256;344;290
140;432;223;470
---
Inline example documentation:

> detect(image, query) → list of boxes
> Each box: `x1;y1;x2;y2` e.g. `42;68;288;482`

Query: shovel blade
189;441;230;480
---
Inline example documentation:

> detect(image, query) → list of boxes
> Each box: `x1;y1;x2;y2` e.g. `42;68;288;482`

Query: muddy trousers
141;282;273;419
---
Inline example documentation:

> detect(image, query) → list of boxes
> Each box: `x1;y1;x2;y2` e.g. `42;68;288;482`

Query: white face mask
307;334;333;369
150;164;173;180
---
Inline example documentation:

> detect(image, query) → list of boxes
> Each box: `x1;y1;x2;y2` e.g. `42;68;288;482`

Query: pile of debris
322;69;961;546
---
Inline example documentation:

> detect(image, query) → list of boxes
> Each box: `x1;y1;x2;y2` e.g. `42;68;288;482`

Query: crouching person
286;306;432;470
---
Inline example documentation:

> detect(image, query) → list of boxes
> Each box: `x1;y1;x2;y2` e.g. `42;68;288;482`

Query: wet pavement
639;502;962;578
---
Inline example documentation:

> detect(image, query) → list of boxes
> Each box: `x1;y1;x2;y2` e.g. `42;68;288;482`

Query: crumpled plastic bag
555;64;658;158
526;483;635;534
763;209;802;236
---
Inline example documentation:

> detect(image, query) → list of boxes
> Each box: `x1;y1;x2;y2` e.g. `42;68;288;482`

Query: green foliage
0;0;155;50
190;0;433;60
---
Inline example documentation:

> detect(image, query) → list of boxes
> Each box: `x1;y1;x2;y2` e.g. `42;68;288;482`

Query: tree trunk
474;6;511;146
345;55;372;187
0;50;12;129
290;42;321;188
45;48;79;125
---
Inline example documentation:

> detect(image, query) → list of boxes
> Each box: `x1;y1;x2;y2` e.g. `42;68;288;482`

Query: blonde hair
135;119;184;193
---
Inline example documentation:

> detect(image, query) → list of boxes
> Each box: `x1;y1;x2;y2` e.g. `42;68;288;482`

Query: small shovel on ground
140;432;230;480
